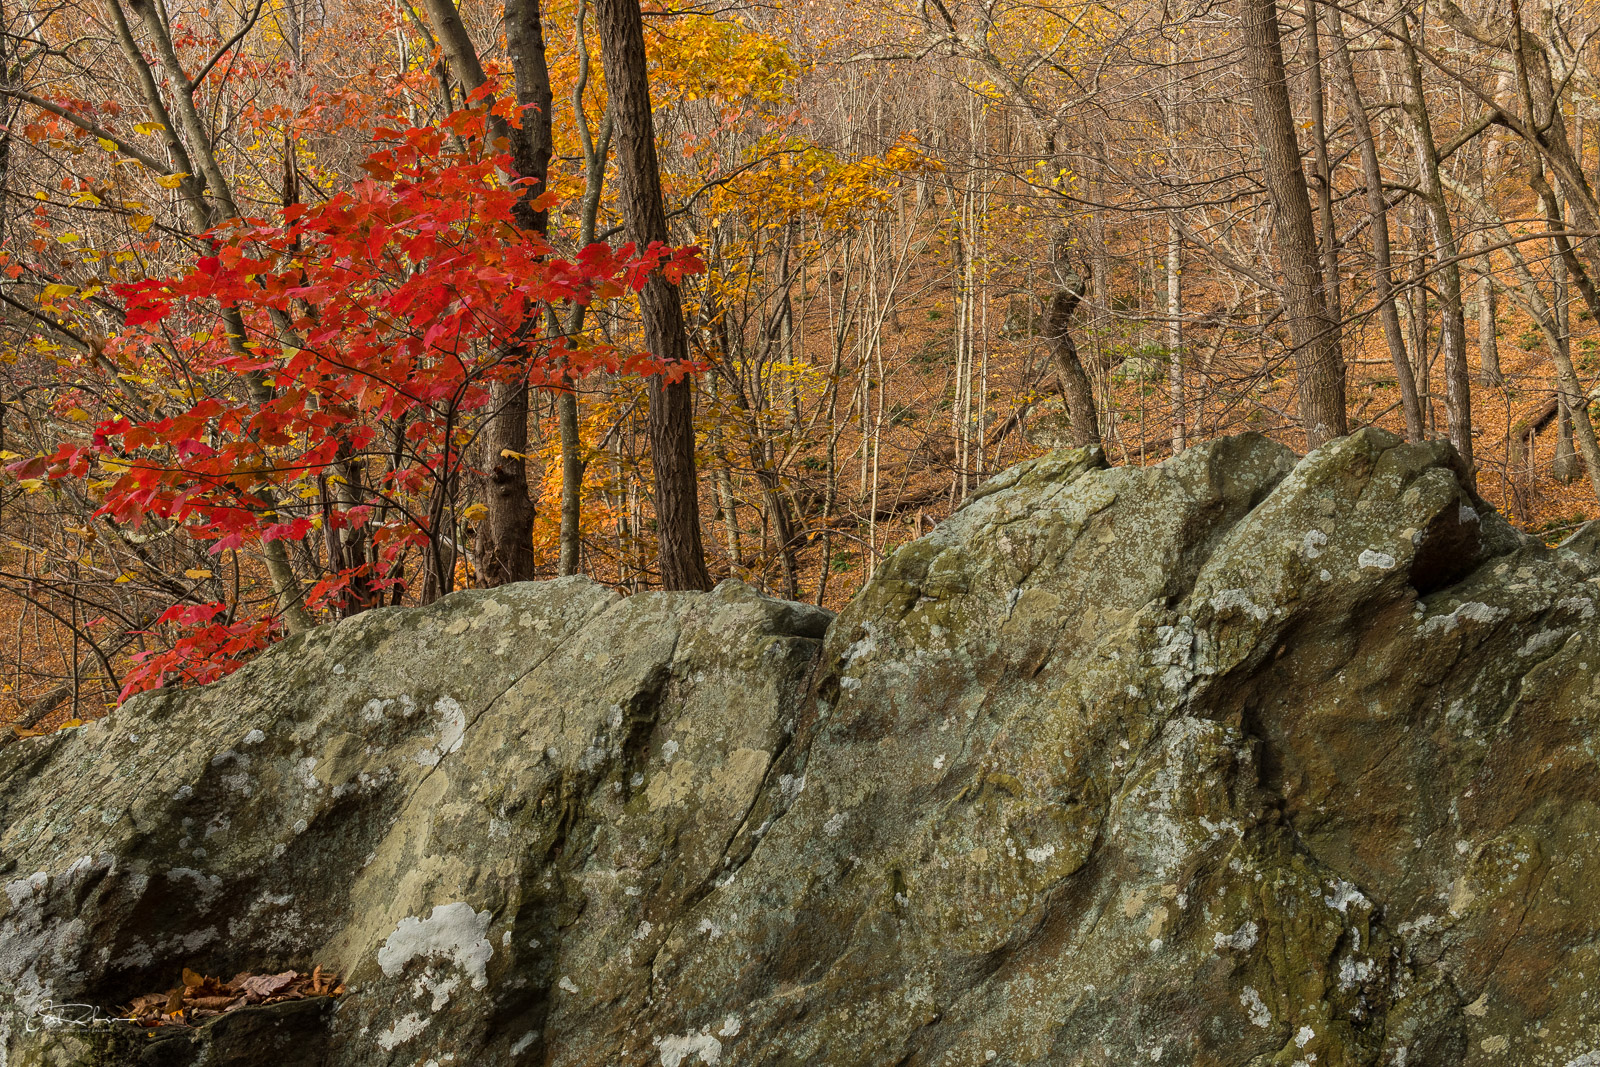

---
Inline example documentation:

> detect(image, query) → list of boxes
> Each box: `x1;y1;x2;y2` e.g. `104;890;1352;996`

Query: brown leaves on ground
120;965;344;1027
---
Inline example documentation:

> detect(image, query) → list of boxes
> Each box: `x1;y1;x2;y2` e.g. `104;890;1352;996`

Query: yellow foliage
646;14;795;108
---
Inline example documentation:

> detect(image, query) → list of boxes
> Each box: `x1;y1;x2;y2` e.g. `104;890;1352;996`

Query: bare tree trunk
1304;0;1342;330
476;382;538;584
557;0;612;577
1554;396;1580;483
1398;14;1473;477
1326;3;1422;439
594;0;710;591
1477;251;1503;385
1240;0;1346;447
1167;215;1184;453
1552;237;1580;484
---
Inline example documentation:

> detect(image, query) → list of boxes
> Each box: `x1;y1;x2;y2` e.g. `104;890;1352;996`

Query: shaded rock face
4;430;1600;1067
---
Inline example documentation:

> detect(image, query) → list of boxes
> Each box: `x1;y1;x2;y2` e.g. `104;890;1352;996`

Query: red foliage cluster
10;99;703;698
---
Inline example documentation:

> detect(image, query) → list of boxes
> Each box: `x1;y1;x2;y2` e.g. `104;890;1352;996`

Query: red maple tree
12;98;703;697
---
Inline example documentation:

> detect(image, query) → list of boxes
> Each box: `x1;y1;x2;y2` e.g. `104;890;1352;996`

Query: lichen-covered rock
5;430;1600;1067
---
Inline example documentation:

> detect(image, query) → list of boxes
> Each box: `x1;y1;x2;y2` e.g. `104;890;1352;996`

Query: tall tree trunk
1477;247;1503;385
1554;395;1581;484
1551;235;1579;484
110;0;314;631
415;0;550;585
416;0;553;585
557;0;613;577
1162;26;1183;453
502;0;554;234
1398;14;1473;477
1326;2;1422;439
594;0;710;590
1240;0;1346;448
1167;215;1184;453
1304;0;1342;331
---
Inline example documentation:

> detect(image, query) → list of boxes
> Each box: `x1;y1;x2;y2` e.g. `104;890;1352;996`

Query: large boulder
5;429;1600;1067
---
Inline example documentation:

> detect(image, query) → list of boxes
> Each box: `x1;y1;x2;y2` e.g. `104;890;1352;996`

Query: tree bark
1398;14;1473;478
414;0;552;587
557;0;612;577
1167;216;1184;453
502;0;554;234
1239;0;1346;448
488;0;552;584
1304;0;1342;332
1043;235;1101;451
1477;248;1502;385
594;0;711;591
1325;2;1422;439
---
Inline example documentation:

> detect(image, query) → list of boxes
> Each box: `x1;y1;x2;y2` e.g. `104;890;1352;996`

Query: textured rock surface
5;429;1600;1067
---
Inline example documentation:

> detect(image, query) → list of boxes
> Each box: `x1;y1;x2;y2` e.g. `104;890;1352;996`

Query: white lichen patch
1557;597;1597;619
1151;622;1196;693
376;1011;428;1050
1025;844;1056;864
1338;954;1374;991
1420;601;1508;635
1517;630;1567;658
1214;921;1259;952
1358;549;1397;571
1323;879;1368;914
1210;589;1270;622
412;966;460;1011
377;902;494;990
415;696;468;768
658;1029;723;1067
1239;986;1271;1028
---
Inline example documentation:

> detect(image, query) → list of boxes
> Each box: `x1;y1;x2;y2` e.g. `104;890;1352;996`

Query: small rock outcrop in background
4;429;1600;1066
